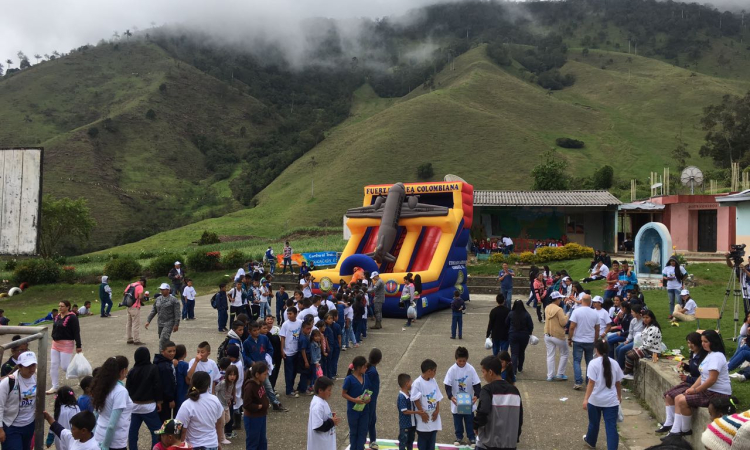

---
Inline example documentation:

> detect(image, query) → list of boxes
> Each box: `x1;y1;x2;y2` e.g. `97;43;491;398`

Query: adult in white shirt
583;339;623;450
300;273;313;298
228;281;246;325
568;295;600;390
175;372;223;449
672;289;697;323
501;235;514;255
666;330;732;439
0;351;38;449
583;261;609;283
92;355;133;450
663;258;687;319
591;296;612;338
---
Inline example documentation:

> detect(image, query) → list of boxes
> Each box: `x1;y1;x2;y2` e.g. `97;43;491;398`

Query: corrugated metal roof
474;190;622;206
619;201;665;211
716;189;750;204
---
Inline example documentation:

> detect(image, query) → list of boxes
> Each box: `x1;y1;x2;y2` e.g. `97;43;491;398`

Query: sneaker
573;384;582;390
730;373;747;382
546;377;554;381
308;391;315;396
46;388;57;395
286;393;296;397
126;340;134;344
294;392;300;398
450;336;456;339
582;435;594;449
132;341;144;345
623;374;634;380
226;432;237;439
453;442;461;447
221;439;232;445
370;444;379;450
272;403;289;412
555;375;568;381
469;440;476;449
342;347;347;351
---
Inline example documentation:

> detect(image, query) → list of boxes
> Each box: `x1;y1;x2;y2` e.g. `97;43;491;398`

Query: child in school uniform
45;386;81;450
77;376;93;413
310;328;324;388
42;410;98;450
326;312;342;378
175;372;223;450
243;361;270;450
174;345;189;412
182;279;197;320
215;364;239;445
411;359;443;450
443;347;481;447
366;349;382;450
342;356;372;450
397;374;419;450
307;377;340;450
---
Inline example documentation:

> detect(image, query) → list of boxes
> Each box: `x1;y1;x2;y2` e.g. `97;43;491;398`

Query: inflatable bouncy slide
311;180;474;318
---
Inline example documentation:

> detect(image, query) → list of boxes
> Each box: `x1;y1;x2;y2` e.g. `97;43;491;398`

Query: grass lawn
469;258;750;404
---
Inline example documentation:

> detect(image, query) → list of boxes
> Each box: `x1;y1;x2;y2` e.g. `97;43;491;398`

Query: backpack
120;283;137;307
216;336;232;363
210;293;218;309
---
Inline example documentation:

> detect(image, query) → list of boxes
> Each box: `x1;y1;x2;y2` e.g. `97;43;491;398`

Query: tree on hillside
592;165;614;189
5;59;11;69
699;92;750;169
34;54;41;64
19;58;30;69
44;54;49;61
672;133;691;172
124;29;132;40
112;31;120;40
532;149;569;190
39;195;96;257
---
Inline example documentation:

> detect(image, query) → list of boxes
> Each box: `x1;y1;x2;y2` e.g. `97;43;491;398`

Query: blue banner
302;251;339;267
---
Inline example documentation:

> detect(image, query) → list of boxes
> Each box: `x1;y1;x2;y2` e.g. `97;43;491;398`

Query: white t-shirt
78;306;89;315
55;405;81;450
187;359;221;394
502;237;513;246
280;319;302;356
235;268;245;281
301;280;313;298
299;307;318;322
228;287;244;308
594;308;612;336
682;299;697;315
570;307;600;343
662;265;687;290
598;265;610;278
324;300;336;312
175;392;223;448
586;356;624;408
182;286;196;301
12;374;36;427
699;352;732;395
260;285;271;303
232;359;244;409
307;395;336;450
410;376;443;432
344;306;354;323
56;429;100;450
94;383;132;449
443;363;481;414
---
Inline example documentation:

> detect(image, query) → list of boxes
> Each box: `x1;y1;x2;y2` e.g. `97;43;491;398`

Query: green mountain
102;44;750;255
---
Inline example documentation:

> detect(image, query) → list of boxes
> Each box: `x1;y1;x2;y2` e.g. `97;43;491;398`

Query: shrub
592;165;614;189
13;259;61;285
188;250;221;272
87;127;99;138
222;250;247;270
104;257;142;281
60;266;78;284
145;109;156;120
488;253;519;265
198;231;220;246
4;259;17;271
518;252;539;264
555;137;585;149
148;253;184;277
416;163;434;180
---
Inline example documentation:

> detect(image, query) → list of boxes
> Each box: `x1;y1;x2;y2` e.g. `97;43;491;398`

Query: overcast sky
0;0;448;67
1;0;744;68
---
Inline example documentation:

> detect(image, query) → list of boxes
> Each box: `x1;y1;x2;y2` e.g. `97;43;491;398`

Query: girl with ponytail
583;340;624;450
91;356;131;450
175;371;224;449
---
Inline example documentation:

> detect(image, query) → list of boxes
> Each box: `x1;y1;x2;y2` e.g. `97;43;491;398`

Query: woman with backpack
47;300;82;395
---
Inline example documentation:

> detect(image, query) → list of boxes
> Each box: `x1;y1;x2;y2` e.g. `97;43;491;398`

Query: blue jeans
3;422;34;450
492;339;509;356
667;289;680;316
276;303;285;325
101;298;112;316
501;287;513;303
509;332;530;374
729;346;750;371
616;341;634;369
451;312;463;338
284;354;297;395
244;415;267;450
604;290;617;301
348;409;370;450
218;309;228;331
181;298;188;319
585;403;619;450
573;341;595;385
368;398;378;443
260;302;271;319
453;413;475;440
607;334;626;358
283;257;293;273
399;426;416;450
172;283;183;299
185;300;195;319
344;325;357;347
128;409;161;450
361;318;368;338
417;430;437;450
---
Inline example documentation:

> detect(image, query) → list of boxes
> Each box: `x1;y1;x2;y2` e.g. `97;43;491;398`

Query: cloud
0;0;449;68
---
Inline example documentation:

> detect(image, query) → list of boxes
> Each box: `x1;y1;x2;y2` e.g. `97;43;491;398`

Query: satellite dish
680;166;704;194
444;174;467;183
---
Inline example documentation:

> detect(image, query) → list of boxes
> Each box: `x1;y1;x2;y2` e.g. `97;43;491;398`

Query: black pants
509;332;530;373
158;405;173;423
270;359;281;389
224;405;234;434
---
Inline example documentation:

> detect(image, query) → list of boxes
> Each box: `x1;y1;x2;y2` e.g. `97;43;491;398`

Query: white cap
562;276;571;282
17;351;37;367
101;275;108;283
371;271;379;278
174;261;181;265
592;295;603;303
681;289;690;296
159;283;171;290
550;291;564;299
144;291;150;295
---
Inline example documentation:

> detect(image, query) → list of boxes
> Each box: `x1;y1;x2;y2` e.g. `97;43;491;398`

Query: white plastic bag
633;332;643;349
485;337;493;350
617;405;624;423
66;352;93;379
529;335;539;346
407;305;417;319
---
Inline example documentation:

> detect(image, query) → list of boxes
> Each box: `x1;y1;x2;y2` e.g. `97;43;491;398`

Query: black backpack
216;336;232;363
210;292;219;309
120;283;137;307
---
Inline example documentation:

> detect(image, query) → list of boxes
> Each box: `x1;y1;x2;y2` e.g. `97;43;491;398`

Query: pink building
646;195;736;252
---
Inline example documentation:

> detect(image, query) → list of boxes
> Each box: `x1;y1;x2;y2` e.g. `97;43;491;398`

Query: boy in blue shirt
498;263;514;306
297;321;313;395
276;285;289;324
366;348;382;449
244;320;287;411
214;284;229;332
397;373;419;450
327;311;342;378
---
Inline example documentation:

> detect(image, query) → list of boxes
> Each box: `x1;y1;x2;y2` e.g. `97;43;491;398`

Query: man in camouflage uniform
146;283;181;350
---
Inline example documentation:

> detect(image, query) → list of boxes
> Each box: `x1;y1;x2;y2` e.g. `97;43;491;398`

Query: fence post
34;328;49;450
